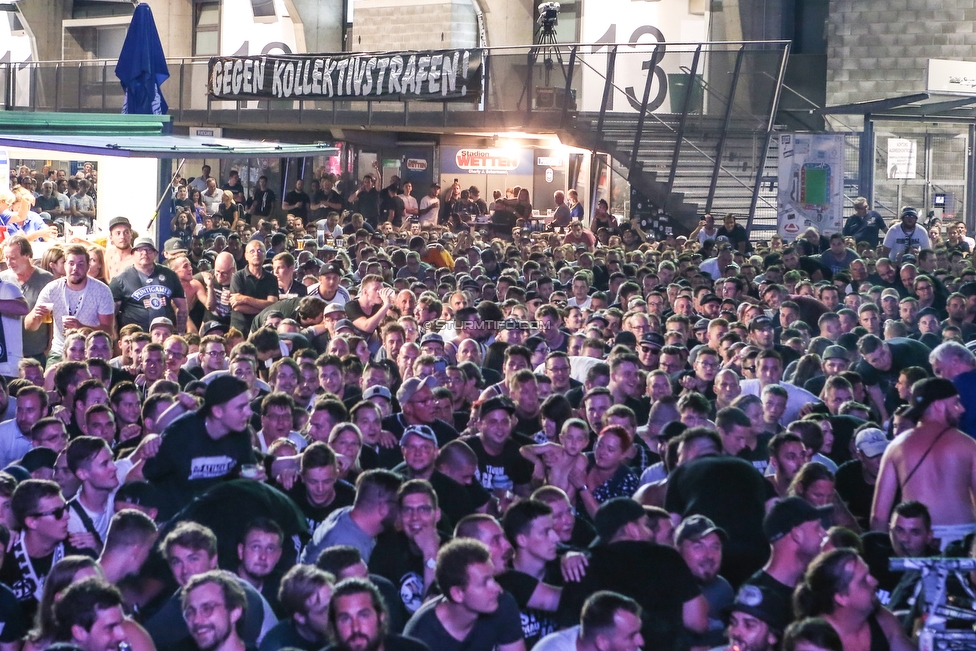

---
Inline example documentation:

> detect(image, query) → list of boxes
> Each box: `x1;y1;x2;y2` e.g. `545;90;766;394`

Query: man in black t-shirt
283;179;311;223
498;500;563;648
381;184;406;227
353;175;382;227
229;240;279;334
249;175;276;220
383;377;459;448
142;377;257;520
557;498;708;649
221;170;246;202
835;428;887;531
327;578;431;651
741;497;830;634
665;428;770;588
403;538;524;651
716;214;750;253
369;480;448;614
285;442;355;536
461;396;534;496
855;334;933;414
391;424;476;528
261;564;334;651
110;237;187;332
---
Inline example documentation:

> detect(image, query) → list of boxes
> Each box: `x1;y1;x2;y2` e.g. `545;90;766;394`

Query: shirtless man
520;418;588;503
871;378;976;550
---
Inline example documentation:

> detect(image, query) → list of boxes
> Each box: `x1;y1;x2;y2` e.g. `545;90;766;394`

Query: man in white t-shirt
26;244;115;359
690;213;720;244
400;181;419;221
418;184;441;228
66;436;134;547
882;206;930;261
567;273;592;310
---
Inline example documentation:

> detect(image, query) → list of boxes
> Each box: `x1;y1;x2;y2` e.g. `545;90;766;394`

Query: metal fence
1;41;793;234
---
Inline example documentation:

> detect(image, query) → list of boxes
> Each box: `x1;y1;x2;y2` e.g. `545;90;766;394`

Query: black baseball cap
903;377;958;421
477;395;516;420
614;331;637;347
640;332;665;349
593;498;645;544
729;584;792;632
674;515;728;546
749;316;774;332
763;497;832;543
319;263;343;277
202;376;249;415
21;447;57;473
200;321;228;337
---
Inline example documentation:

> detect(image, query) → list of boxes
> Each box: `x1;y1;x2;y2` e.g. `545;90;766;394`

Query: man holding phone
346;274;395;354
419;184;441;229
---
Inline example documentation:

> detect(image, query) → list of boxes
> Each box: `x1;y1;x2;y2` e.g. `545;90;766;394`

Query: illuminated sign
455;149;521;172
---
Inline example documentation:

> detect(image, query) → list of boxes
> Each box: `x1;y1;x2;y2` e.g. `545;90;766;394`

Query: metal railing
1;40;791;226
1;41;788;121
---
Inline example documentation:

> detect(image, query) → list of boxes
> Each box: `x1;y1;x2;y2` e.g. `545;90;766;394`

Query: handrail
1;40;788;217
570;53;774;207
679;64;767;128
7;40;792;65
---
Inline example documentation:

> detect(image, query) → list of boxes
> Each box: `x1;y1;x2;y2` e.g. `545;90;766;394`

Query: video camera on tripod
537;1;560;29
890;557;976;651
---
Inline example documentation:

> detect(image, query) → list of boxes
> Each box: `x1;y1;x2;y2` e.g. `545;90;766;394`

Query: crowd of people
0;164;971;651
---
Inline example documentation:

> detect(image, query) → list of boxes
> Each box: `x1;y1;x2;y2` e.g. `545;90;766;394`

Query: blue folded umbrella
115;2;169;115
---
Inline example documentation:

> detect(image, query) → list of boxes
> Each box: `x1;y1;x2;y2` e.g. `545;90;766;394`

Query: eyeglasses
205;350;226;357
165;350;186;358
183;601;225;622
742;366;756;372
31;505;68;519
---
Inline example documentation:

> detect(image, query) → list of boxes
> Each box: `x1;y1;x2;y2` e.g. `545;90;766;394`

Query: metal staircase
562;112;782;235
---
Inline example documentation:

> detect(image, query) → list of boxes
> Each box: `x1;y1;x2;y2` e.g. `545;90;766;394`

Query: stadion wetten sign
455;149;521;173
209;49;483;101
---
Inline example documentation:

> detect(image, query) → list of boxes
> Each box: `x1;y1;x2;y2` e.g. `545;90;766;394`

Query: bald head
215;251;236;272
213;251;236;285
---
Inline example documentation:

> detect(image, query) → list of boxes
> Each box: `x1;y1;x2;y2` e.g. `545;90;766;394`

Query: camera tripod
890;557;976;650
517;20;570;110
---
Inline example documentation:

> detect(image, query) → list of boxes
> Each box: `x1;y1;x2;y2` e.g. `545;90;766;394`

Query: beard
192;622;232;651
338;619;388;651
728;633;771;651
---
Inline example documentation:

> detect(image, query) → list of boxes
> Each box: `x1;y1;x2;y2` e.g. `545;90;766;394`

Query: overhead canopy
0;112;171;136
0;133;339;158
815;92;976;121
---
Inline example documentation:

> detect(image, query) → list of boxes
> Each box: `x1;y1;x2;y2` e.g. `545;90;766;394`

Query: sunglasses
31;505;68;520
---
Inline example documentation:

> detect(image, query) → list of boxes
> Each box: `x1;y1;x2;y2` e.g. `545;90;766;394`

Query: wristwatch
578;485;589;493
425;557;437;570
